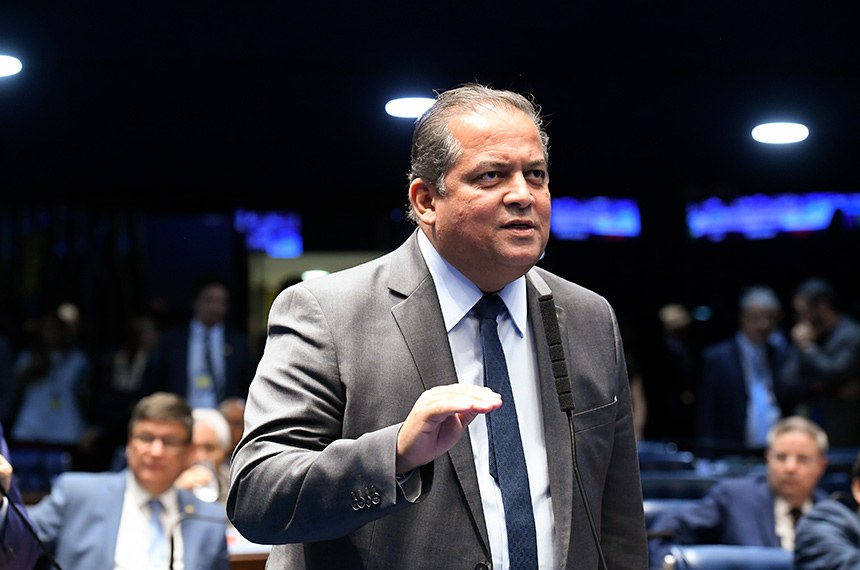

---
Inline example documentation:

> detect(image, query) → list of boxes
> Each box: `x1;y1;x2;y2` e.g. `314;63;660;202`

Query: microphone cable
0;484;63;570
538;293;608;570
167;504;228;570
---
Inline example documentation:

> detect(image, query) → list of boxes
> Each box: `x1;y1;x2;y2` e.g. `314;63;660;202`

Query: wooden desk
230;552;268;570
228;527;270;570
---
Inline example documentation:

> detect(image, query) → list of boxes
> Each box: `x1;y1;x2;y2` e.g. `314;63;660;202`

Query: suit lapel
178;494;200;569
754;478;780;546
388;232;490;552
102;473;127;568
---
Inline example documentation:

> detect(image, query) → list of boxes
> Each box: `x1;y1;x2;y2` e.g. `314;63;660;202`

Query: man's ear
409;178;437;225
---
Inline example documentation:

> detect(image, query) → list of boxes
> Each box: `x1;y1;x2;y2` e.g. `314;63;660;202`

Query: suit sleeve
647;486;725;567
794;500;860;570
226;286;413;545
1;488;43;569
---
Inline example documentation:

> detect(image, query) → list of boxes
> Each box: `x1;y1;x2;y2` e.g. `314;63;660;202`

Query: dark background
1;2;859;361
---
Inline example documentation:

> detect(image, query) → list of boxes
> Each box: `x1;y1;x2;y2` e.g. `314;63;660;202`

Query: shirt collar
736;331;765;356
774;495;811;517
127;470;179;511
191;319;223;338
416;230;527;336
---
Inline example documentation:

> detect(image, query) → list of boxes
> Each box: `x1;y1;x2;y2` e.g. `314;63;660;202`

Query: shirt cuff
395;470;422;501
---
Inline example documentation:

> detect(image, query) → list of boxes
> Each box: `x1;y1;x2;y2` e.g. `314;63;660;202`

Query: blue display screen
687;192;860;241
234;209;303;258
550;196;642;240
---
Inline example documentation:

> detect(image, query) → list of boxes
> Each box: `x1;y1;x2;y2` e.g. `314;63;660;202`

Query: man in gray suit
28;392;229;569
227;83;647;569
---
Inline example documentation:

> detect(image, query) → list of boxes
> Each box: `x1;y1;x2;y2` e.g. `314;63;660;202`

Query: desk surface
228;528;270;570
230;552;268;570
228;526;272;556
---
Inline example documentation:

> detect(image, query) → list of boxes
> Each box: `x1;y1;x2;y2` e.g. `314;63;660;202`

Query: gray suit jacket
227;230;647;569
28;470;229;570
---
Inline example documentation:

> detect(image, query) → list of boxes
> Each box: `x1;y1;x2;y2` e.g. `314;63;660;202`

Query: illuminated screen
234;209;303;258
550;196;641;240
686;192;860;241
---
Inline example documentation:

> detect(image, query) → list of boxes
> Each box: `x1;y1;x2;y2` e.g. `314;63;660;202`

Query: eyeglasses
131;432;189;453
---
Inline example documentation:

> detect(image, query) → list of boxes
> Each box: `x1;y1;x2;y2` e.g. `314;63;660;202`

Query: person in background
218;397;245;459
87;312;163;471
27;392;229;569
648;416;831;568
8;310;94;450
627;350;648;441
0;423;42;570
643;303;698;447
780;277;860;448
152;276;253;410
794;450;860;569
0;334;16;430
696;285;791;459
175;407;232;505
227;83;647;569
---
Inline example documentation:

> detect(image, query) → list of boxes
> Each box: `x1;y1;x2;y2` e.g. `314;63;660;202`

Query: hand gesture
0;453;12;494
395;384;501;474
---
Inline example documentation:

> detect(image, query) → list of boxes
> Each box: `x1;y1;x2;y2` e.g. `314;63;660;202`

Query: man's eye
527;169;547;181
478;171;501;182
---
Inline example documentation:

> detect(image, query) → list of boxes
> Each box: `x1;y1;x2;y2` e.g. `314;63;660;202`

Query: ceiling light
751;122;809;144
385;97;435;119
0;55;23;77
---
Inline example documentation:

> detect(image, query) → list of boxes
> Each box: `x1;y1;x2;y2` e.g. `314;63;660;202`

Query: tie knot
790;507;803;528
149;498;164;516
473;294;505;321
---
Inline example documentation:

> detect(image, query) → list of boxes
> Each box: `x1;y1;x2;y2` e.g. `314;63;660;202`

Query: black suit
697;335;788;458
151;323;253;404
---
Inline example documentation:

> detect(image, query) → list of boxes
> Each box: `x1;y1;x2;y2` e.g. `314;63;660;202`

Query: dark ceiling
2;3;859;217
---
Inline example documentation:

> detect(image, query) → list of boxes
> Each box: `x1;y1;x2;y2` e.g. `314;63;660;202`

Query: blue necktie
148;499;166;565
746;347;778;447
474;294;538;569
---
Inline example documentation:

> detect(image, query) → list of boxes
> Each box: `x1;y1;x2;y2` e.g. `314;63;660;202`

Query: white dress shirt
418;231;555;570
114;473;185;570
774;496;810;551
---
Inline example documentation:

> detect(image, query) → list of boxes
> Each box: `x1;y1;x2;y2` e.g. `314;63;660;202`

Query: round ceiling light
384;97;435;118
0;55;23;77
751;122;809;144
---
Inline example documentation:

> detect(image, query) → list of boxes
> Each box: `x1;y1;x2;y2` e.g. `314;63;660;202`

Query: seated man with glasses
648;416;831;568
27;392;229;569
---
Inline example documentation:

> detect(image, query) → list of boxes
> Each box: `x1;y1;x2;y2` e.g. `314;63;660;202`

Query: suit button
474;563;490;570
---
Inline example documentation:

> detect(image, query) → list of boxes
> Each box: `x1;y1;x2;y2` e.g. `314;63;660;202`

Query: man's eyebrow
472;159;548;170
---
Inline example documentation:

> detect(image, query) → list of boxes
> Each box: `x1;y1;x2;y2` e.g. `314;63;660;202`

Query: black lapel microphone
538;292;608;570
167;503;227;570
0;484;63;570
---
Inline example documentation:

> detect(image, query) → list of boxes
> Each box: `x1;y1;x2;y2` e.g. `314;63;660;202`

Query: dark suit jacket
1;424;42;570
28;470;229;569
153;322;253;404
227;230;648;569
696;336;788;458
648;473;828;567
779;315;860;448
794;498;860;569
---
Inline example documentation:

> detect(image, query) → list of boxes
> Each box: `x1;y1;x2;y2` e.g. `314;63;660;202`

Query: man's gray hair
766;415;829;455
739;285;781;312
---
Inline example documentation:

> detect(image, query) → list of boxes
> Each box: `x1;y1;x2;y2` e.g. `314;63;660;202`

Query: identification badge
195;374;213;389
